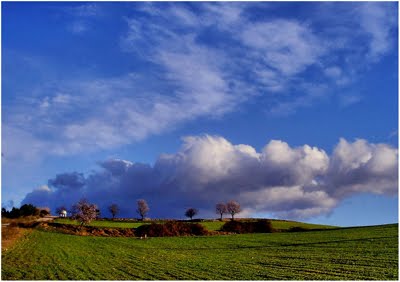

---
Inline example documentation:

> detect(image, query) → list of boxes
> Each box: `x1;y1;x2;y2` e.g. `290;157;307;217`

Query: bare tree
71;199;98;226
216;203;227;220
96;208;101;219
227;200;241;220
136;199;149;220
185;208;198;220
108;204;120;219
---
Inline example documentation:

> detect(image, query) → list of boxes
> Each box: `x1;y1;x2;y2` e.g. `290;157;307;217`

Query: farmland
2;223;397;280
53;218;336;231
53;218;147;229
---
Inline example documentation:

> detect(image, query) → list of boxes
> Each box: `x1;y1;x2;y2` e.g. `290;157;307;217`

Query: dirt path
36;216;58;222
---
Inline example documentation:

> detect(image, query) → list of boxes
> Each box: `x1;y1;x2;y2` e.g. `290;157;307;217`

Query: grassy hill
53;218;337;231
2;223;397;280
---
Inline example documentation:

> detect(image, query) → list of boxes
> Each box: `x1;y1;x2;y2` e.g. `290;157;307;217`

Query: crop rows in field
2;224;397;280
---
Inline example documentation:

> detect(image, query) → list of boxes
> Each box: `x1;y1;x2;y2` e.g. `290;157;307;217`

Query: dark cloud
48;172;86;190
22;135;398;219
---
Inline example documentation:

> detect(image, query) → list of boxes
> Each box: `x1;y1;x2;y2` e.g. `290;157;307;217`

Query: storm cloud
22;135;398;219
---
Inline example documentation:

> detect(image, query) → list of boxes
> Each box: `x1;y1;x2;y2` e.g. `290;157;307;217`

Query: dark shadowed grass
2;224;397;280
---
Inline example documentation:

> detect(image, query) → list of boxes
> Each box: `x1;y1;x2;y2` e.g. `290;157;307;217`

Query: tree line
1;199;242;227
61;199;242;226
1;204;50;218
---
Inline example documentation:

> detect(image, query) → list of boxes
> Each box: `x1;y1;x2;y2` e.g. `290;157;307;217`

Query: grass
53;218;147;228
2;223;397;280
53;218;337;231
1;225;31;252
269;219;337;231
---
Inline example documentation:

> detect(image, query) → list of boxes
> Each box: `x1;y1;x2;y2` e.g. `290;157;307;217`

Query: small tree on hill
71;199;98;226
108;203;120;219
38;207;50;217
137;199;149;220
1;208;9;217
20;204;39;217
9;207;21;218
216;203;227;220
227;200;241;220
185;208;198;220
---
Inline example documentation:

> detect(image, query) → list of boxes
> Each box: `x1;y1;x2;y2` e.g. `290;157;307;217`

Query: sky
2;1;398;227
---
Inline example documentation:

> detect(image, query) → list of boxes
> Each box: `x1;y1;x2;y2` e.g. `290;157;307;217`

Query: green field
53;218;147;229
198;219;336;232
2;223;397;280
53;218;336;231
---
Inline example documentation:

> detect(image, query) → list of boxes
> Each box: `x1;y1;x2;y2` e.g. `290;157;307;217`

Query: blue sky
2;2;398;226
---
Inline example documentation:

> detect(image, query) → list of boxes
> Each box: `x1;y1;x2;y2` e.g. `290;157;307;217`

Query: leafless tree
227;200;241;220
71;199;98;226
108;203;119;219
185;208;198;220
136;199;149;220
216;203;227;220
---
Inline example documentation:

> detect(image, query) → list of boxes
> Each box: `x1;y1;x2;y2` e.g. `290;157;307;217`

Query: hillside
52;218;337;231
2;223;397;280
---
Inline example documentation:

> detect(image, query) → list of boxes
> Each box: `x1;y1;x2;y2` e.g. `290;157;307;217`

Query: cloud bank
22;135;398;219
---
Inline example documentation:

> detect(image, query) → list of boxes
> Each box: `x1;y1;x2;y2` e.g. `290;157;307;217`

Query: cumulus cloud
326;138;398;198
21;135;398;219
99;159;133;176
240;186;337;218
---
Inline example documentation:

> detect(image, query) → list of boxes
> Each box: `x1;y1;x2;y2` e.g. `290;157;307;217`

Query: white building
59;210;67;217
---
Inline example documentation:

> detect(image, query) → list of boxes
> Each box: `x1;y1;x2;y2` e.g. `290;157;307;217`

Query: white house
59;210;67;217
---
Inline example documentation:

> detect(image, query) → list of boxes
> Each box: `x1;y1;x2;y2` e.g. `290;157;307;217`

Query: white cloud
65;3;101;34
5;3;397;218
99;159;133;176
324;66;342;79
358;2;397;61
170;6;199;27
268;83;330;116
240;20;325;76
39;97;50;110
240;186;337;218
327;138;398;198
201;2;245;28
253;68;287;92
339;94;362;108
4;2;397;161
260;140;329;188
71;4;99;17
68;21;88;34
52;93;71;104
21;135;397;220
156;39;234;117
